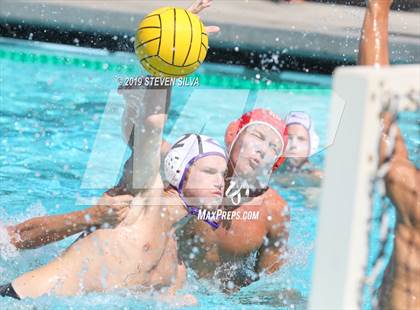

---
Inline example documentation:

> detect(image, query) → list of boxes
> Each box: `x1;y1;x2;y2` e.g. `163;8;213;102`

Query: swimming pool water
0;38;418;309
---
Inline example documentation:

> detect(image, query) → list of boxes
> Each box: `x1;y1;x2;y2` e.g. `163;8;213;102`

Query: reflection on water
235;288;307;309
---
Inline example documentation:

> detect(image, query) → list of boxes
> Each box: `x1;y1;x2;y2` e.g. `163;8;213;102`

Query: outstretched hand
187;0;220;34
188;0;212;14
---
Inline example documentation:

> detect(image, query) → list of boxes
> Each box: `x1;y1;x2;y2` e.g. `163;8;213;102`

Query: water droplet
227;281;235;290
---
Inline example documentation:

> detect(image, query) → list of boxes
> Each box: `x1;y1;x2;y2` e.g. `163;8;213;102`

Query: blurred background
274;0;420;11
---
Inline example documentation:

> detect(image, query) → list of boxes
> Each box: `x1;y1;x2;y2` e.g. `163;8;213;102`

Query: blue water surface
0;39;418;310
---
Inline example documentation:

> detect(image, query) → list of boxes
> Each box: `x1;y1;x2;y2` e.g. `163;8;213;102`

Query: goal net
309;65;420;309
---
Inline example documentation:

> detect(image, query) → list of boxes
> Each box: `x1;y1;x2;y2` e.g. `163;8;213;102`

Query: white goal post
309;65;420;310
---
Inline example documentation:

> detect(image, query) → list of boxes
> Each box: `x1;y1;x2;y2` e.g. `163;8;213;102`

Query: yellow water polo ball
135;7;208;77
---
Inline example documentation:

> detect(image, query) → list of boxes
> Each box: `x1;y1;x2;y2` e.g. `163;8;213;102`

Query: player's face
285;124;310;167
286;124;310;157
230;124;283;180
183;156;227;210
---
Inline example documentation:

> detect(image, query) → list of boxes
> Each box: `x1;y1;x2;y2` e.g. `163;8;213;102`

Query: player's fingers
203;0;213;8
205;26;220;34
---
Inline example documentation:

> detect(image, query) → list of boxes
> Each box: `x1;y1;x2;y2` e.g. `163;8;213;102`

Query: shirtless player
176;109;290;291
0;84;228;301
99;0;291;292
107;82;290;292
1;0;219;253
110;80;292;291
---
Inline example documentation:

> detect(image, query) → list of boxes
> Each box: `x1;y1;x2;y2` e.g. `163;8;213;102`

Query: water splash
0;222;19;262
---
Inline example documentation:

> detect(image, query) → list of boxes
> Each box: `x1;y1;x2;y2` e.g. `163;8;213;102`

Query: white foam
0;221;19;260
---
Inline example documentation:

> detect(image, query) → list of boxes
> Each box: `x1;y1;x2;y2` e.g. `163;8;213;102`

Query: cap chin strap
173;186;219;230
185;203;220;230
225;176;250;206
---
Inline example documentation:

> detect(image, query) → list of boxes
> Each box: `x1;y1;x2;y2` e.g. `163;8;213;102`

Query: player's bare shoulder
263;188;288;211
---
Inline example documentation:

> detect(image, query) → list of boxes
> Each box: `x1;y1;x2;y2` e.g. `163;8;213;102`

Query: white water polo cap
285;111;319;155
164;134;227;193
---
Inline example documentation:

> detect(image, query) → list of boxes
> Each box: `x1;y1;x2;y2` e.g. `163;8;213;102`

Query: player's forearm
127;85;170;191
7;209;96;249
358;3;390;66
131;121;166;191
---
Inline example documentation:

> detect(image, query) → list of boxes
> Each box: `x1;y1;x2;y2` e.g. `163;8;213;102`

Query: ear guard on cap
164;134;227;193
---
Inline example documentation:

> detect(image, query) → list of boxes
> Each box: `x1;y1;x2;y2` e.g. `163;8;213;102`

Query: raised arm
119;83;171;193
358;0;392;66
380;113;419;227
5;193;132;249
378;114;420;309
